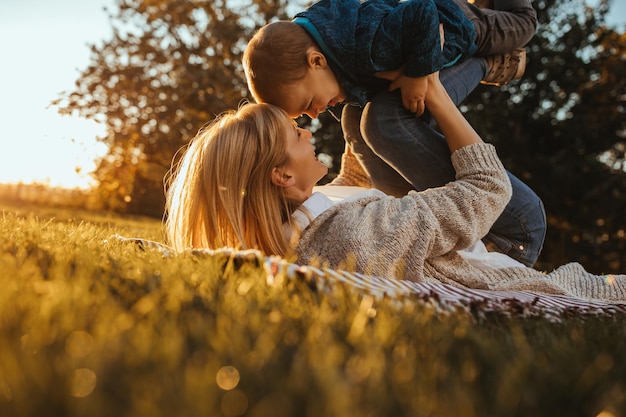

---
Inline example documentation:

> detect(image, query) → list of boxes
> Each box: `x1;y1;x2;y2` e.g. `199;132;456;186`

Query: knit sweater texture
296;143;626;301
294;0;476;104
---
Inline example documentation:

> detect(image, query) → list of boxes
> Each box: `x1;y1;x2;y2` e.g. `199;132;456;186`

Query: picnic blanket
113;235;626;320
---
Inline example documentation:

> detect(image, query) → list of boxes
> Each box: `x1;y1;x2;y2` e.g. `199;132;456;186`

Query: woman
165;66;626;301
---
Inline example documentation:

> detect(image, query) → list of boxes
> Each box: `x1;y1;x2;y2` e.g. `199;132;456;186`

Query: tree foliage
54;0;304;217
56;0;625;272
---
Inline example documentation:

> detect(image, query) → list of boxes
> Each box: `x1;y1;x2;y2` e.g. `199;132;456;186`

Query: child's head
243;21;345;119
165;103;327;256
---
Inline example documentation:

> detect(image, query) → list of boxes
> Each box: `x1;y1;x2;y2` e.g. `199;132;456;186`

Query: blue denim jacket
294;0;476;105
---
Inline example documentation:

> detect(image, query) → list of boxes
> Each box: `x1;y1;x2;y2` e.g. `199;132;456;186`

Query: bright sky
0;0;113;189
0;0;624;189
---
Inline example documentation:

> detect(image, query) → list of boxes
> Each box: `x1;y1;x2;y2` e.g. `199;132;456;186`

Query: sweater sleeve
418;143;512;257
296;143;512;278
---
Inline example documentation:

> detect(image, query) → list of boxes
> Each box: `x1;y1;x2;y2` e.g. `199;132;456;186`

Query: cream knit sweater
297;143;626;302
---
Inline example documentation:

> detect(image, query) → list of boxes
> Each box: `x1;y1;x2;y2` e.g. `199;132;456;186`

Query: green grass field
1;201;625;417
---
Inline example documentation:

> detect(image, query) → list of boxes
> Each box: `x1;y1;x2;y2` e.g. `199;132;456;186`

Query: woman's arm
298;143;512;279
423;72;482;152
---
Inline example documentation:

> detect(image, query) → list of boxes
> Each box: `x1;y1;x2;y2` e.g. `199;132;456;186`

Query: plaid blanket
113;235;626;320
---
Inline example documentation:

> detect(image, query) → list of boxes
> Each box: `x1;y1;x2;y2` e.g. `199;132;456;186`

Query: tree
54;0;302;217
463;0;626;272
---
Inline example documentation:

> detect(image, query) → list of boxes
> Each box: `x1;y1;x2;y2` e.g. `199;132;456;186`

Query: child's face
279;59;345;119
280;117;328;197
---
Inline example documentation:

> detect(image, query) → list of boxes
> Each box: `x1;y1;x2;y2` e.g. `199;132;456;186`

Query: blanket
113;235;626;320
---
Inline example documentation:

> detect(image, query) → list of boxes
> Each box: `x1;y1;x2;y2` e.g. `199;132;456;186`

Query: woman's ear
306;47;327;69
271;167;295;188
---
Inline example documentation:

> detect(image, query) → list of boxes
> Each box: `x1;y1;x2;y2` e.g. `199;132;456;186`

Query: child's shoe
481;48;526;86
329;146;372;188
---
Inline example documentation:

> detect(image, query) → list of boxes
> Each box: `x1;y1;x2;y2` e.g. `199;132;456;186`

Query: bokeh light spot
70;368;97;398
216;366;240;390
65;331;94;358
221;389;248;416
604;274;616;285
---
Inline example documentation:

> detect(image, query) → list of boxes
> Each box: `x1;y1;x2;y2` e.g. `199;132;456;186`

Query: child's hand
374;25;445;116
394;75;429;116
374;68;428;116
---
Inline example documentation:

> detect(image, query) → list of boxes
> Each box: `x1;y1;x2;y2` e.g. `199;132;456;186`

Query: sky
0;0;624;189
0;0;113;189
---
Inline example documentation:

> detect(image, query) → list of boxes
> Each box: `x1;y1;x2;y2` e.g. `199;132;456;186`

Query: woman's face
280;117;328;197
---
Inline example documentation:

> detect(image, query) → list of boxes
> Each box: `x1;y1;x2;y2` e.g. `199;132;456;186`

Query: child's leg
354;57;547;266
338;104;415;196
339;57;488;197
455;0;538;55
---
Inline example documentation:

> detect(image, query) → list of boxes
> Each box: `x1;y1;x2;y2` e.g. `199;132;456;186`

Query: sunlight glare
0;0;111;189
0;111;107;189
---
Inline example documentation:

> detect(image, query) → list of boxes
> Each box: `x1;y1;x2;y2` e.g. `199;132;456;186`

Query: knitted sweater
294;0;476;104
297;143;626;301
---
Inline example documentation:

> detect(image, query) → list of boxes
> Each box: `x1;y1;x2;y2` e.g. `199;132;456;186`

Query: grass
1;200;626;417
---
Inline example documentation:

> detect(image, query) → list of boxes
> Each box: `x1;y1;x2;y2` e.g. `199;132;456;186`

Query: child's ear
271;167;295;188
306;48;327;69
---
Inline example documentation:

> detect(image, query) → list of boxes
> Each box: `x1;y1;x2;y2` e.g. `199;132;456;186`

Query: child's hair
165;102;301;256
243;21;317;104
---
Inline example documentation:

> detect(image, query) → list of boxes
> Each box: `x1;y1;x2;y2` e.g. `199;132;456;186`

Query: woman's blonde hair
243;21;316;105
165;103;300;256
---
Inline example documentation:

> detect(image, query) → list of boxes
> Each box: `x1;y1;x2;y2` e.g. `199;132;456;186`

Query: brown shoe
328;145;372;188
481;48;526;86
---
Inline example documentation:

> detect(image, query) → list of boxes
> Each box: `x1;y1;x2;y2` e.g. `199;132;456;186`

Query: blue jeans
341;58;546;267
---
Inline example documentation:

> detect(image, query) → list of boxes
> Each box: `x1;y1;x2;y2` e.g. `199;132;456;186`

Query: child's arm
375;25;445;116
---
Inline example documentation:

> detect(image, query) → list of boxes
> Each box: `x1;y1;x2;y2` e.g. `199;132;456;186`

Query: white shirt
285;185;525;269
